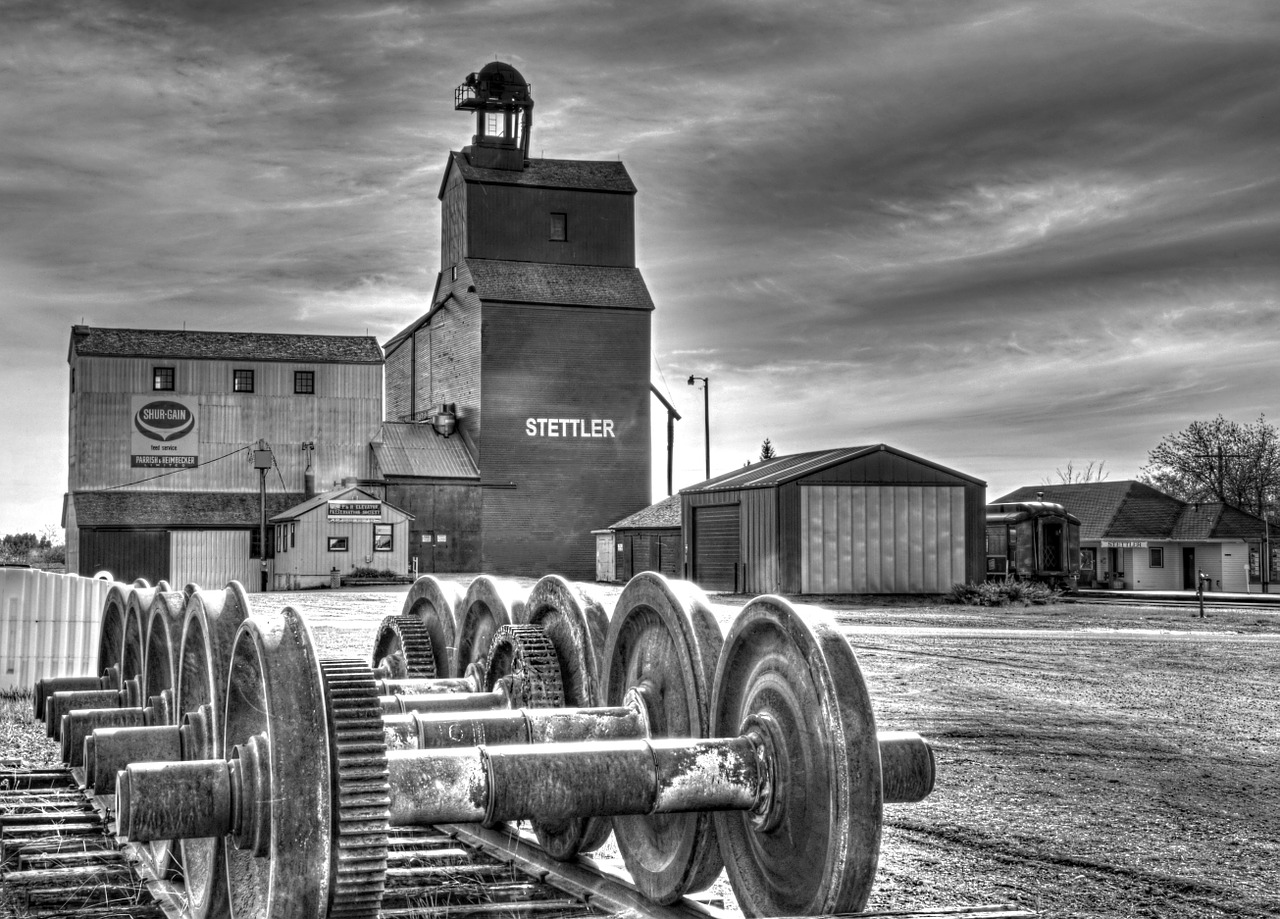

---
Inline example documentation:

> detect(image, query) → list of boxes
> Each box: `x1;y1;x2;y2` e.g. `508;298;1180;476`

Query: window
294;371;315;394
290;522;296;548
70;368;75;393
250;528;273;560
233;369;254;393
1149;547;1164;568
328;536;349;552
549;212;567;241
153;367;175;391
450;264;457;282
373;524;393;552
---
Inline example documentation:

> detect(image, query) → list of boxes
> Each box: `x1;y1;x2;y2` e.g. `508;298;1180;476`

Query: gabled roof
441;151;636;195
466;259;654;311
270;485;413;523
372;423;480;480
682;444;984;494
69;326;383;364
71;491;306;528
608;495;681;530
995;481;1267;541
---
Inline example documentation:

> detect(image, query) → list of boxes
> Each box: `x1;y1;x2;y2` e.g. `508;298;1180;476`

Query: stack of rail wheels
1;570;990;919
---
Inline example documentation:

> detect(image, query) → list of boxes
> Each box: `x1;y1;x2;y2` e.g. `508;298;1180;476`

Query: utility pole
687;375;709;480
253;439;275;591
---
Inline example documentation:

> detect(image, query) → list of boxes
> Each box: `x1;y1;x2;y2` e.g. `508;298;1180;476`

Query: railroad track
11;572;1035;919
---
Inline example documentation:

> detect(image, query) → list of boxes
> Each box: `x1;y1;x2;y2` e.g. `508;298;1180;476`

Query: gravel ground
3;578;1278;918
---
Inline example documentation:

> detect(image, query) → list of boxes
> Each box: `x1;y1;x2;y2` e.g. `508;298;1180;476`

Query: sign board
436;534;447;545
525;417;616;438
327;500;381;521
131;395;199;468
1101;540;1148;548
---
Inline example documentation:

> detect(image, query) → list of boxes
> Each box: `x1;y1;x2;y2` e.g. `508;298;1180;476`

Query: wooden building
64;326;384;589
996;481;1276;592
681;445;986;594
382;62;653;579
596;495;682;583
270;485;413;590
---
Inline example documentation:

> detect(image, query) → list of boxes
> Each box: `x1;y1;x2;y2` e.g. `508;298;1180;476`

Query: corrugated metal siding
70;357;381;493
373;425;479;479
170;530;254;591
466;184;634;267
479;304;650;579
800;485;966;593
0;569;110;691
385;342;412;420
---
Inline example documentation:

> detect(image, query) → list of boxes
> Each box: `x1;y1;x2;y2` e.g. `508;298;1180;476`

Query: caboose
985;501;1081;585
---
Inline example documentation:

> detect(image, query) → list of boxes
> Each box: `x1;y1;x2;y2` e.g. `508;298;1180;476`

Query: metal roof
372;423;480;480
681;444;983;494
69;326;384;364
443;151;636;194
466;259;654;311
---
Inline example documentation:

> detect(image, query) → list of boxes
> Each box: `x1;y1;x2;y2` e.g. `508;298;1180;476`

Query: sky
2;0;1278;536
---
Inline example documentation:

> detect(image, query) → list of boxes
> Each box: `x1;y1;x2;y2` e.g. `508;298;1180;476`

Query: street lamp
687;375;709;480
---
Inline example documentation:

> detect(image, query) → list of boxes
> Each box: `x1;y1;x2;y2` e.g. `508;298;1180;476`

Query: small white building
996;481;1275;592
270;485;413;590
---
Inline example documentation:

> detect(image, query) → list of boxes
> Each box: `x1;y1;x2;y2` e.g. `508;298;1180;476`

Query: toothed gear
320;660;391;919
371;615;437;679
483;624;565;709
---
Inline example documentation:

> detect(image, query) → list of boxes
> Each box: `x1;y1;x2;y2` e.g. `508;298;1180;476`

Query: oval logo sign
134;401;195;442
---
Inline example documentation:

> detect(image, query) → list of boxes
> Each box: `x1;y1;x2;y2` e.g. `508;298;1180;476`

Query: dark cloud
1;0;1277;530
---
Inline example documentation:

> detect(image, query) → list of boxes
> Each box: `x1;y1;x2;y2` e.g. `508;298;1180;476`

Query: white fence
0;568;114;693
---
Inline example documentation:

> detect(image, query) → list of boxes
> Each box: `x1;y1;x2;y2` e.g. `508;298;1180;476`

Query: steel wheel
371;615;437;679
712;596;882;918
399;575;464;677
603;572;724;903
453;575;526;681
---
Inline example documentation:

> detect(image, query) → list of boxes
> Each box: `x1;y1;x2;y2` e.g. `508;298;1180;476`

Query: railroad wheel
175;581;252;919
711;596;882;918
139;587;187;880
371;614;437;679
517;575;611;858
453;575;526;682
483;624;565;709
94;583;133;687
603;572;724;904
221;608;390;919
399;575;464;677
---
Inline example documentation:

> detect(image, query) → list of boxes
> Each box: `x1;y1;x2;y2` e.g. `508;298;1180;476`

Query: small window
450;264;458;282
1149;547;1164;568
373;524;393;552
250;528;273;560
233;369;254;393
153;367;175;391
70;368;76;393
549;212;567;241
295;371;315;394
328;536;349;552
290;522;296;548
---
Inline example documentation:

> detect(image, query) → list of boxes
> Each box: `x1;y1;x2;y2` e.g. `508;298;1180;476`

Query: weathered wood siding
170;530;254;590
385;340;413;420
273;504;410;586
69;356;381;492
799;485;967;593
407;273;483;452
465;184;634;266
383;482;482;573
479;303;651;578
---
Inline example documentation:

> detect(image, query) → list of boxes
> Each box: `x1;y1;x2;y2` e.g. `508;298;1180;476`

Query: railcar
985;501;1081;586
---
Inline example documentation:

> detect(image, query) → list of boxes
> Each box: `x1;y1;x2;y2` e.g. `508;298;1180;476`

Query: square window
373;524;393;552
295;371;315;394
1149;547;1164;568
549;212;567;241
153;367;175;391
328;536;349;552
233;369;254;393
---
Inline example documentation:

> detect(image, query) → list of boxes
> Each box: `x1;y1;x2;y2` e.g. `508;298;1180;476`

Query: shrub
949;579;1061;607
348;567;402;579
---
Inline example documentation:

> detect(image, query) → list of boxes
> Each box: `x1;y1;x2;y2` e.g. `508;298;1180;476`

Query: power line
98;443;254;491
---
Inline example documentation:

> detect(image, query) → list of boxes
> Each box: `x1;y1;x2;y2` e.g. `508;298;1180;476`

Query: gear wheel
320;660;391;919
371;615;437;679
483;624;565;709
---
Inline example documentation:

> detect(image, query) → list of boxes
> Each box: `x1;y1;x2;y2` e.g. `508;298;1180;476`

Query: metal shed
680;445;986;594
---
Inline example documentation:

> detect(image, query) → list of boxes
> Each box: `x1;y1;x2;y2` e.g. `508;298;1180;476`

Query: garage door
693;504;739;592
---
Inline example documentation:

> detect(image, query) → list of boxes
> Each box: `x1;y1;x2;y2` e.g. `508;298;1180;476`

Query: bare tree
1139;415;1280;518
1043;460;1109;485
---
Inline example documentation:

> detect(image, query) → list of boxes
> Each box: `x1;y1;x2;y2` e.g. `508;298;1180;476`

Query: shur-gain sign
130;395;199;468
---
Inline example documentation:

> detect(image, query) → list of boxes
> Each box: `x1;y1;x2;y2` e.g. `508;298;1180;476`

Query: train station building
995;481;1276;592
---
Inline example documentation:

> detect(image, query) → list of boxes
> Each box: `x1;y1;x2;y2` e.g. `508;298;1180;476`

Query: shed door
79;529;170;585
693;505;740;592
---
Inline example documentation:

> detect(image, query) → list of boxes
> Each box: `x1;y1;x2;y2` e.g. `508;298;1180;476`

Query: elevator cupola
455;61;533;171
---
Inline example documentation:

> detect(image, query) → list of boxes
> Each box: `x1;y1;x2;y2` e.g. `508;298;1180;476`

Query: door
692;504;740;592
1182;547;1196;589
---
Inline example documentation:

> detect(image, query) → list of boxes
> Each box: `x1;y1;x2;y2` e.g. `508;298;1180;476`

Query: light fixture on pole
687;375;709;480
